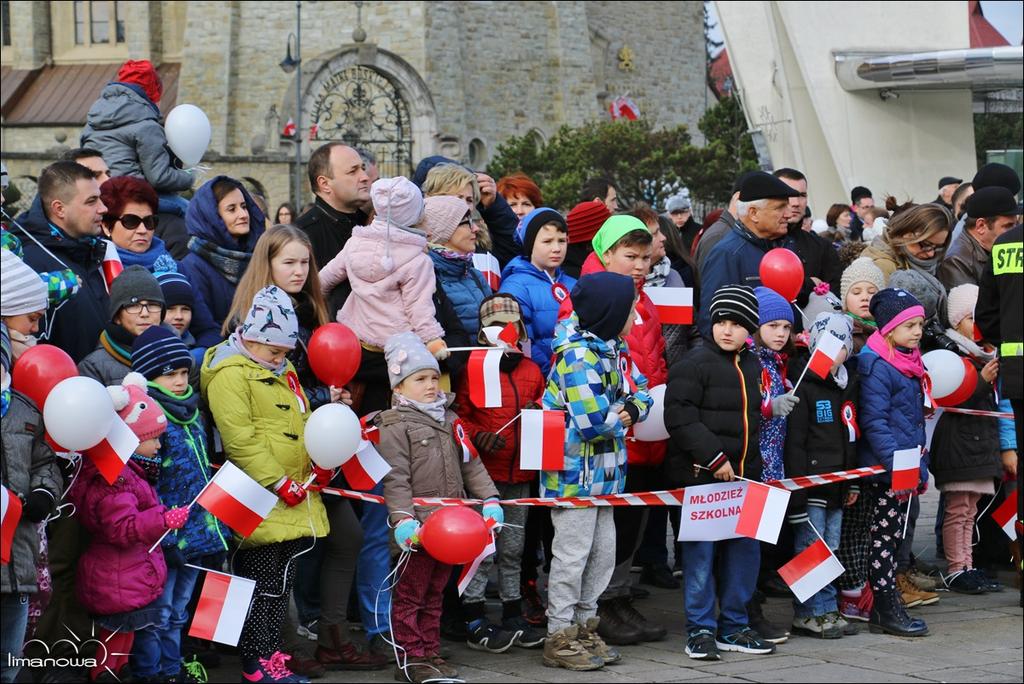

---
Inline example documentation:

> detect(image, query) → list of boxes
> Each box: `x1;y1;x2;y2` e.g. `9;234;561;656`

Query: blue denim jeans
357;482;391;636
681;537;759;635
791;507;843;618
131;564;200;677
294;538;324;624
1;593;29;684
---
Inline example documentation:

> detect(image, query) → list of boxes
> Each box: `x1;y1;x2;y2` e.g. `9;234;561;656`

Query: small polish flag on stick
468;350;504;408
187;568;257;646
197;461;278;538
83;415;140;485
645;287;694;325
734;481;791;544
890;447;921;491
791;331;845;393
778;538;845;603
102;240;123;294
457;518;499;595
991;494;1018;540
519;409;566;471
340;440;391;490
1;485;23;565
472;252;502;291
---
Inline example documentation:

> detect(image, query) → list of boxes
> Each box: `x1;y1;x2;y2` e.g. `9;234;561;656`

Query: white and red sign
891;447;921;491
778;538;845;603
1;485;22;565
678;481;747;541
519;409;566;471
472;252;501;291
188;569;257;646
197;461;278;538
734;481;791;544
992;494;1018;540
83;415;140;485
645;287;694;325
102;239;124;294
468;350;504;408
807;331;845;379
341;439;391;490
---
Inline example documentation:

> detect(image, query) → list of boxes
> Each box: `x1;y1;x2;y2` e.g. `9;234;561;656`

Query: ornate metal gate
307;65;414;177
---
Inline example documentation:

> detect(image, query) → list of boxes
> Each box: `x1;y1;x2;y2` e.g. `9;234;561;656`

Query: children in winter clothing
541;272;652;672
376;332;500;683
129;326;229;680
454;294;547;650
665;284;774;661
784;313;859;638
67;373;187;682
753;286;798;482
498;208;577;375
841;257;885;352
0;324;62;684
856;287;930;638
318;177;446;355
201;286;328;683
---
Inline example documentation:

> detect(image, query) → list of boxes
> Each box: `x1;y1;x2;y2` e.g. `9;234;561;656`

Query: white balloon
43;376;115;451
632;384;669;442
304;403;362;469
922;349;965;400
164;104;211;168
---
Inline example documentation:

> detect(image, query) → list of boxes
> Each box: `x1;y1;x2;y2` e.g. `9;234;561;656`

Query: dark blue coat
698;223;783;336
178;176;264;344
429;249;491;340
498;256;576;376
856;346;928;489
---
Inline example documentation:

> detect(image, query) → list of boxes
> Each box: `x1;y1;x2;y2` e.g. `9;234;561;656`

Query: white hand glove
771;393;800;417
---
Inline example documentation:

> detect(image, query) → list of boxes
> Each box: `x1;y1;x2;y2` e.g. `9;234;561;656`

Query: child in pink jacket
319;176;447;357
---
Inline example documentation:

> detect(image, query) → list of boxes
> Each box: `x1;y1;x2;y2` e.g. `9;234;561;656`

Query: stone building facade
2;0;706;211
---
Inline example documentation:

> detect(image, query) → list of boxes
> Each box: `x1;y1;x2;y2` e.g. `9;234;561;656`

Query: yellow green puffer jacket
200;342;328;548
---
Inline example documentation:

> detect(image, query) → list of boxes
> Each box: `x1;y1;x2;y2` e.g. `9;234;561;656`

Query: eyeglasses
913;238;944;256
122;301;162;315
105;213;159;231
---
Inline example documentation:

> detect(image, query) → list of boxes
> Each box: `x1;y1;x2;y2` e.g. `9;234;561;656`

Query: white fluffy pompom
107;385;130;411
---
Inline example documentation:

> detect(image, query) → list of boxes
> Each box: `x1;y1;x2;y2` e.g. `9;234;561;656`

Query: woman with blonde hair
860;203;953;283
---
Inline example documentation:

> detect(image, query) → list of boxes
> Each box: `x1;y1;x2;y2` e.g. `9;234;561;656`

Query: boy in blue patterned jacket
541;272;652;672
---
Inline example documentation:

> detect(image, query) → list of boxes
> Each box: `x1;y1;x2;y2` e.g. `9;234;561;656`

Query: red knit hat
566;200;611;245
116;60;162;104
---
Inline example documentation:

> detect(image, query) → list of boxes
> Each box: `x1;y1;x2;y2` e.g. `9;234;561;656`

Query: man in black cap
848;186;874;242
935;176;963;210
939;186;1019;289
697;172;800;335
949;162;1022;246
695;170;759;272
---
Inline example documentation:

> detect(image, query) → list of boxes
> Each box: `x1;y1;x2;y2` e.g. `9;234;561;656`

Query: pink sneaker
241;651;307;682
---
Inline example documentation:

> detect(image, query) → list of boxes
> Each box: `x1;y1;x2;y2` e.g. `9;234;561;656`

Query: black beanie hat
109;265;166;320
571;272;636;341
973;162;1021;196
519;208;567;257
709;284;759;335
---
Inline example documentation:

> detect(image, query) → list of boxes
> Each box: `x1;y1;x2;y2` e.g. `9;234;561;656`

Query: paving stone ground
206;486;1023;683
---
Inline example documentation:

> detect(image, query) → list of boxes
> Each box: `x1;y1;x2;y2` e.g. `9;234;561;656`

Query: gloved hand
771;393;800;417
23;489;56;523
426;338;450;361
482;499;504;527
393;517;421;552
311;464;335;489
274;477;308;507
472;432;506;455
163;507;190;530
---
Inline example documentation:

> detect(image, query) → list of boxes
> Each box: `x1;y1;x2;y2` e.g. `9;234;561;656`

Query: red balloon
12;344;78;410
759;248;805;302
419;506;490;565
308;323;361;388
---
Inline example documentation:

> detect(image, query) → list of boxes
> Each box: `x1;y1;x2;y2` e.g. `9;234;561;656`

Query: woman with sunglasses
99;176;178;274
861;203;953;284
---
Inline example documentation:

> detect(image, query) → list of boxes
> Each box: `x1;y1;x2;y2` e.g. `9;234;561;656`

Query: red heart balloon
307;323;361;388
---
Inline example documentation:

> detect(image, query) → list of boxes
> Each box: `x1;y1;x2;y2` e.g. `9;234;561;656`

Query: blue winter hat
515;207;566;257
571;272;636;341
240;286;299;349
754;286;794;326
869;287;925;336
155;271;194;309
131;324;193;380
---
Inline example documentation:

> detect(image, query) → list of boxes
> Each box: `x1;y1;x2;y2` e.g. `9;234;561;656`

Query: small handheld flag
188;569;257;646
891;447;921;491
519;409;566;471
645;287;694;325
734;481;791;544
196;462;278;537
779;538;845;603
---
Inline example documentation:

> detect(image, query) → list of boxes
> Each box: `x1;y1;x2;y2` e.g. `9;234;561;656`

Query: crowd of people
0;59;1021;684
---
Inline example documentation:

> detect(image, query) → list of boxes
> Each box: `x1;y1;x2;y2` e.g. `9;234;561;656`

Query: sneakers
542;625;604;671
791;615;842;639
715;627;776;655
241;652;309;683
466;620;519;653
685;629;720;661
896;572;939;607
943;569;987;594
746;596;789;644
825;611;859;636
296;619;319;641
502;615;546;648
905;567;940;592
838;584;873;622
179;657;209;683
639;564;680;589
968;568;1003;592
577;617;621;665
521;580;547;627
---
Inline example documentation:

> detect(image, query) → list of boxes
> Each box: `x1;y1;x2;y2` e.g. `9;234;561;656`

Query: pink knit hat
421;195;471;244
108;372;167;441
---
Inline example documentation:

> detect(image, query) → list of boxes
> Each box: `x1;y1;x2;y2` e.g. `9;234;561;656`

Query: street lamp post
279;1;303;209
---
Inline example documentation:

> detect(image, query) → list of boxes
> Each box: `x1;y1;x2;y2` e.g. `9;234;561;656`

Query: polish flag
734;481;791;544
453;419;478;462
468;350;504;408
807;331;845;379
472;253;501;290
102;240;123;294
83;415;139;485
340;440;391;490
778;538;845;603
645;287;694;325
197;461;278;538
1;485;22;565
891;447;921;491
609;96;640;121
457;518;498;595
992;494;1017;540
519;409;566;471
281;118;296;138
188;570;257;646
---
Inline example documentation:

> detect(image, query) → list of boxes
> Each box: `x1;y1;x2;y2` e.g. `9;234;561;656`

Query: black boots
868;590;929;637
596;596;665;644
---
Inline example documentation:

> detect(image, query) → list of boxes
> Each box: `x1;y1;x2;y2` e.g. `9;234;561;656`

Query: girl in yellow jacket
201;285;330;683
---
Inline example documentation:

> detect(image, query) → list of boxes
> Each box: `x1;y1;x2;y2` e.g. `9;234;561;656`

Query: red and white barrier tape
764;465;885;492
936;406;1014;419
